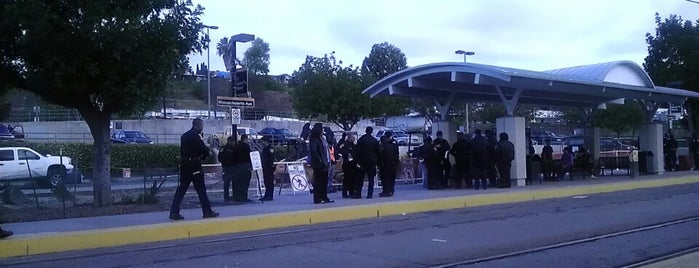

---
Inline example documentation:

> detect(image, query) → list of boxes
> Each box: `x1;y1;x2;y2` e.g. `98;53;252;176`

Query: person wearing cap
379;131;399;197
169;118;219;220
259;136;276;201
433;130;451;188
230;134;253;203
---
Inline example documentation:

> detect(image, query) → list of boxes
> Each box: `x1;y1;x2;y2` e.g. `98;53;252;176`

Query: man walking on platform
169;118;219;221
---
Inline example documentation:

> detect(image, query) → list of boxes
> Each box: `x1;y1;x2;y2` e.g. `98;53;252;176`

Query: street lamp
455;50;475;134
229;33;255;143
455;50;475;63
204;25;219;120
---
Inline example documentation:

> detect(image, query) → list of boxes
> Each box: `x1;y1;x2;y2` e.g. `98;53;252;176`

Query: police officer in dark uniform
470;129;489;190
433;130;451;188
169;118;219;220
379;131;399;197
259;136;276;201
449;132;470;189
495;132;515;188
338;134;358;198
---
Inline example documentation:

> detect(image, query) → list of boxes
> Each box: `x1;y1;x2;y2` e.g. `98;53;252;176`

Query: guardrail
20;132;181;144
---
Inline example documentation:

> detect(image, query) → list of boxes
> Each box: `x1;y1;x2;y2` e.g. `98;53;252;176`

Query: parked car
531;130;566;145
564;136;636;152
0;124;14;141
257;127;293;144
111;130;154;144
375;129;421;146
0;146;78;188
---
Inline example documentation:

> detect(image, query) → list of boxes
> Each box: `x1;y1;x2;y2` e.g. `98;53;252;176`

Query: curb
1;176;697;258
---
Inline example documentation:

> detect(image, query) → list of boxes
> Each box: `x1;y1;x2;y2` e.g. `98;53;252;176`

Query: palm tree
216;37;232;71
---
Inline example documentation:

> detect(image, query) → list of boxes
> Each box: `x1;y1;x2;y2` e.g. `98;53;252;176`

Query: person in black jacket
449;132;470;189
218;136;237;201
379;131;400;197
230;134;253;203
470;129;489;190
309;123;333;204
355;126;381;198
495;132;515;188
485;129;498;188
259;136;276;201
433;130;451;188
422;136;442;190
169;118;219;220
338;134;358;198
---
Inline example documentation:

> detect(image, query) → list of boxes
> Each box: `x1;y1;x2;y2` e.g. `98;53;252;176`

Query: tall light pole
455;50;475;134
204;25;219;120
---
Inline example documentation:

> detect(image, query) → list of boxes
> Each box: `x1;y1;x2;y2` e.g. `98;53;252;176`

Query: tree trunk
83;111;113;207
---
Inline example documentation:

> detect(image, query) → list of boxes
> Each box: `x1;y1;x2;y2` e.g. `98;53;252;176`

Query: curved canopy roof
362;61;699;108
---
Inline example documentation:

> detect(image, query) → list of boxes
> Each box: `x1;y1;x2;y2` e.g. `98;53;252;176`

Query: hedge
0;141;180;173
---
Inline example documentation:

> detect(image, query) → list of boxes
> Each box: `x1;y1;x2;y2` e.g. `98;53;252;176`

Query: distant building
271;74;292;85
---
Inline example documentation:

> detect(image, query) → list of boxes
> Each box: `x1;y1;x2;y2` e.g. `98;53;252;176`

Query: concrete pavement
1;172;698;258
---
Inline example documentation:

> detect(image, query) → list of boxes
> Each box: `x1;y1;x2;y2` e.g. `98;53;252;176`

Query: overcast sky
187;0;698;75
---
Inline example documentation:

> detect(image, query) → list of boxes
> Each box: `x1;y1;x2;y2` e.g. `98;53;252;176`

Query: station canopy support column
638;100;663;174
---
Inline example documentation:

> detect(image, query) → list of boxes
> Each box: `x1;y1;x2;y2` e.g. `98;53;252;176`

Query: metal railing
7;108;300;122
21;132;182;144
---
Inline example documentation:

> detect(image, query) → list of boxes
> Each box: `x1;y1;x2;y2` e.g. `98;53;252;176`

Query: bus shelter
363;61;699;186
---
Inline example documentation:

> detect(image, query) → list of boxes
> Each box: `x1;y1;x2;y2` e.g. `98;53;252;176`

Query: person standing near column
355;126;381;199
169;118;219;220
495;132;515;188
259;136;276;201
309;123;334;204
379;131;399;197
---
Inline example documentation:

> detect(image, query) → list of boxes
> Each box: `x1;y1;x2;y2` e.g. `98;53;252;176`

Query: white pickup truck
0;147;76;188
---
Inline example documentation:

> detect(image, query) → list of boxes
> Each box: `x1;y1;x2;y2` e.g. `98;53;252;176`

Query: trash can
638;151;654;175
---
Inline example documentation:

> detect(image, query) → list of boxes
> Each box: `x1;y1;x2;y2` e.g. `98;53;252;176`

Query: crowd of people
415;129;515;190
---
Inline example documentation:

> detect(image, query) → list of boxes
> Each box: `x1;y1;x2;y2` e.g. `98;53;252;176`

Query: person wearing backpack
495;132;515;188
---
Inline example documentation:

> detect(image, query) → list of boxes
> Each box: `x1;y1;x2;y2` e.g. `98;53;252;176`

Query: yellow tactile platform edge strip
1;176;697;258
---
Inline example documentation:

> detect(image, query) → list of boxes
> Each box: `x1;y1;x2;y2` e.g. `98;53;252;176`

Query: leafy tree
243;38;270;75
361;42;408;81
643;13;699;128
592;101;646;137
560;107;593;131
0;0;205;206
217;37;233;71
471;103;536;124
291;52;404;131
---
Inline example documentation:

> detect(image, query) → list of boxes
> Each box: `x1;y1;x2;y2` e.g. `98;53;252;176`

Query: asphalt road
2;183;698;268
